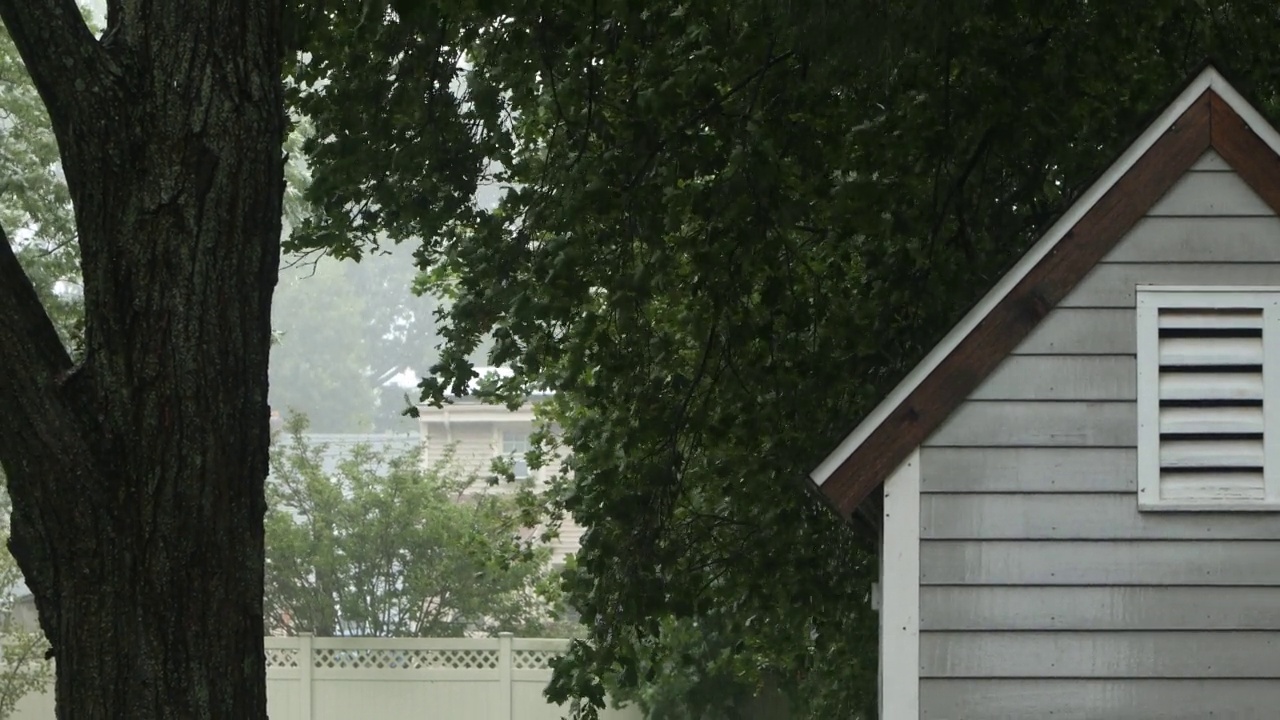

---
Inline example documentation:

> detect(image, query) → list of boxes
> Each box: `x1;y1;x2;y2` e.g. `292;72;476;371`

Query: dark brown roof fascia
820;91;1215;520
1212;94;1280;215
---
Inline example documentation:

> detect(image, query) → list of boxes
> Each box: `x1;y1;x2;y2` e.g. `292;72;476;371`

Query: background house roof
271;432;423;477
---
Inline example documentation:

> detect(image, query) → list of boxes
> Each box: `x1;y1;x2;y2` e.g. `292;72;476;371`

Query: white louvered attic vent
1137;288;1280;511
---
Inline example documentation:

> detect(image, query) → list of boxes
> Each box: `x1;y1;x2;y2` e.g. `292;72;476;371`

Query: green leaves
0;21;80;354
0;487;52;719
293;1;1280;717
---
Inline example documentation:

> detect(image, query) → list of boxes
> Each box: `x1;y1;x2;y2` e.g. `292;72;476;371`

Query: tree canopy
271;122;479;434
7;0;1280;717
290;1;1280;717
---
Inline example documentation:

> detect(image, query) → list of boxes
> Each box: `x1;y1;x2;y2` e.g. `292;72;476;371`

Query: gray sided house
809;65;1280;719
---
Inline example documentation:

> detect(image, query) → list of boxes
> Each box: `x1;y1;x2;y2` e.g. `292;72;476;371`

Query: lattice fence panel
265;648;300;668
312;648;500;670
511;649;560;670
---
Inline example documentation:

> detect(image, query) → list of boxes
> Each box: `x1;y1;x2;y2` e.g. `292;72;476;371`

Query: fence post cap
498;632;514;638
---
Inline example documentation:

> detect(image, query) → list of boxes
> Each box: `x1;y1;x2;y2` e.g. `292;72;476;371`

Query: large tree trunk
0;1;283;717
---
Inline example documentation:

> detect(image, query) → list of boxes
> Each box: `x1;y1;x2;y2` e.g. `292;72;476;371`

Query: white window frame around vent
1137;286;1280;511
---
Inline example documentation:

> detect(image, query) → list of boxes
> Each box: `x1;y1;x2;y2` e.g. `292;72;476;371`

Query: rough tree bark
0;1;283;717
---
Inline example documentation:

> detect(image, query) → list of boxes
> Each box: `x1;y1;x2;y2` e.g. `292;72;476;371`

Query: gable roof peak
810;64;1280;521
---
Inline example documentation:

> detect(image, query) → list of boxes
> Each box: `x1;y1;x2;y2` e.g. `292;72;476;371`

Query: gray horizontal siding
925;401;1135;447
922;493;1280;539
1062;263;1280;307
921;541;1280;585
1108;216;1280;263
921;586;1280;631
970;356;1134;400
921;679;1280;720
272;433;423;479
916;163;1280;716
1147;170;1275;216
1013;307;1135;354
919;448;1135;493
921;631;1280;678
1191;148;1231;171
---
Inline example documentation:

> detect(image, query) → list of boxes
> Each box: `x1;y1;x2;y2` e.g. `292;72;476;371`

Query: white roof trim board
811;66;1280;487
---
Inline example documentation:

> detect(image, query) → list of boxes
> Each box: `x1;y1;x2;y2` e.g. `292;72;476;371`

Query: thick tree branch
0;223;97;661
0;226;72;375
107;0;123;32
0;0;111;131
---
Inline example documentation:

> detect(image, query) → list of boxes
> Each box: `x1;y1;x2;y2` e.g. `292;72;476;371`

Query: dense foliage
290;1;1280;717
264;415;564;637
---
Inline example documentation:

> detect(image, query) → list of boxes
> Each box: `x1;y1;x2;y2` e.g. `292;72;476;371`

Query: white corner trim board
880;449;920;719
811;66;1280;487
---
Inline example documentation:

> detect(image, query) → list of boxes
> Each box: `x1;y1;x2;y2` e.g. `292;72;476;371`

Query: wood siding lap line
1138;214;1280;219
1060;264;1280;308
924;445;1141;450
957;394;1137;399
920;440;1139;444
1105;260;1280;265
919;490;1138;495
926;401;1138;448
1103;217;1280;264
1013;308;1138;355
918;447;1138;493
920;536;1280;542
919;540;1280;586
918;582;1280;586
917;630;1280;635
819;92;1214;518
949;400;1138;404
920;585;1280;631
919;631;1280;679
971;356;1137;402
920;493;1280;540
1146;171;1277;216
921;679;1280;720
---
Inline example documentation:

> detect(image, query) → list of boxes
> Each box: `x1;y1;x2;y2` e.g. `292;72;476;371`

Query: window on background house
502;430;530;480
1136;286;1280;510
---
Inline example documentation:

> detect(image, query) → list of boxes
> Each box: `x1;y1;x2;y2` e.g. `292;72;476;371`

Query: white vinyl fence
12;635;642;720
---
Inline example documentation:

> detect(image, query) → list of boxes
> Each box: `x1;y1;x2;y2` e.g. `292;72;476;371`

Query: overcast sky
81;0;105;24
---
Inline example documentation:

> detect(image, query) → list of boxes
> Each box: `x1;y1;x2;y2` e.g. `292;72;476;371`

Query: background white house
414;367;584;568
